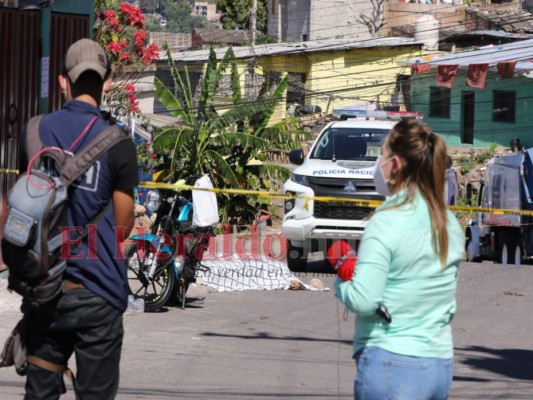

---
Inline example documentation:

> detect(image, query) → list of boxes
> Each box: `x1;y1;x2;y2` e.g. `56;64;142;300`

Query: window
267;71;281;91
493;90;516;123
429;86;451;118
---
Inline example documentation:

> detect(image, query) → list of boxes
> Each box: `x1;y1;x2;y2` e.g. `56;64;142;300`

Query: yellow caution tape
139;181;533;217
448;205;533;217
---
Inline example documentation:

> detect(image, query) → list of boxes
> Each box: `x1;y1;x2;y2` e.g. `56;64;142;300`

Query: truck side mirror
466;183;472;206
288;149;305;166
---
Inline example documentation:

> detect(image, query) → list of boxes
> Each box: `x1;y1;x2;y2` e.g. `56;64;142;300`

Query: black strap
24;114;130;188
25;115;46;170
60;125;129;187
79;202;112;240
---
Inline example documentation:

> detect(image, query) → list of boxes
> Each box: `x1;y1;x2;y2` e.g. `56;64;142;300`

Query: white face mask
373;156;394;197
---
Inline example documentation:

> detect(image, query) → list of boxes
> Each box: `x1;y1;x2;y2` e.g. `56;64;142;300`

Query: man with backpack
17;39;138;399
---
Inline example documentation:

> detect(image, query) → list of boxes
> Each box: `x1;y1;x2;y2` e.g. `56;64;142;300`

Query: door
49;12;90;112
0;9;40;221
462;91;475;145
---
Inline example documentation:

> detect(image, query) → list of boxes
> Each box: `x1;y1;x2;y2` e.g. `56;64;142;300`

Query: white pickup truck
282;112;458;271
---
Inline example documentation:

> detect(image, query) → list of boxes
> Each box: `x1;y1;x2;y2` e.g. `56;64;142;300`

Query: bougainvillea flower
133;29;146;47
106;41;121;54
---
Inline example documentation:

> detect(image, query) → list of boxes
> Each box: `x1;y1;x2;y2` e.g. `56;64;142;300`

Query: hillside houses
155;37;426;124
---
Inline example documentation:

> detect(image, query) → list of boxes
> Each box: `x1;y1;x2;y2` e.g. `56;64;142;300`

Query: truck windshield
310;127;388;161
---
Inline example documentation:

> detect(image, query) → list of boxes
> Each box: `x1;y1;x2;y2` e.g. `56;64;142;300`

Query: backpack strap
60;125;130;187
25;115;46;169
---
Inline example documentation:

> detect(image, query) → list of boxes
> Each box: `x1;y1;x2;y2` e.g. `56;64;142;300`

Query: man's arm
109;139;138;241
113;190;135;239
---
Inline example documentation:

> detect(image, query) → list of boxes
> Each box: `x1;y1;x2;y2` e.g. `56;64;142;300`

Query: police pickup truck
282;111;458;271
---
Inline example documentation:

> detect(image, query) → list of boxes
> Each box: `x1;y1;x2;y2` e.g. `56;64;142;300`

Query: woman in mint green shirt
335;119;465;400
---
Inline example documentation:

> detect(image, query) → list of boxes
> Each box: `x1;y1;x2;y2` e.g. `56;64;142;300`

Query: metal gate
49;12;90;112
0;9;89;265
0;8;40;224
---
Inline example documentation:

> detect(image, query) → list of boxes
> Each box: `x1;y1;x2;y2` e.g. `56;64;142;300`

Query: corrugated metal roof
409;38;533;72
160;37;425;63
133;113;191;141
467;7;533;33
193;28;251;44
441;29;533;41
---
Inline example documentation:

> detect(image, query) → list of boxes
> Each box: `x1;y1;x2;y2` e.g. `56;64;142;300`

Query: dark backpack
1;115;129;304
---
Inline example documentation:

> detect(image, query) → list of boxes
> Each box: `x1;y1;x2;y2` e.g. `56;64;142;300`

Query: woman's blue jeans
354;346;453;400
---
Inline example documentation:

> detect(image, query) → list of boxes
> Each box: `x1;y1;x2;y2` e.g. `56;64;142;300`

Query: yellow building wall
163;45;427;127
307;47;422;112
254;45;424;125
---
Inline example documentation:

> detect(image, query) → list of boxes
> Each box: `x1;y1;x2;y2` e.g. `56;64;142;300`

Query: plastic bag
192;175;219;227
0;317;29;376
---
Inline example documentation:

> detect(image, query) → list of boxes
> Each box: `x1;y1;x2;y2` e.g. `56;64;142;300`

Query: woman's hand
326;241;357;281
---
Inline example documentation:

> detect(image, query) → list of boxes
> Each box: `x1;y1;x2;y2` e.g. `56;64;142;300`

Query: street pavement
1;260;532;399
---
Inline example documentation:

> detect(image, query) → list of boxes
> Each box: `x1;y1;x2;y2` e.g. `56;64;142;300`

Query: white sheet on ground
197;255;329;292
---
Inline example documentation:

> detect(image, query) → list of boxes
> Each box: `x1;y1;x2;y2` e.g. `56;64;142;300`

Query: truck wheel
511;242;523;266
465;234;481;263
287;241;307;272
498;241;510;265
498;239;521;265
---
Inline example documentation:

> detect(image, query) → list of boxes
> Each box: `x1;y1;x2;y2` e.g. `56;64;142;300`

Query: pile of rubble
448;145;511;197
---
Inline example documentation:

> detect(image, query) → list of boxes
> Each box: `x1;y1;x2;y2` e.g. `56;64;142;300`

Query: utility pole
251;0;257;47
248;0;258;99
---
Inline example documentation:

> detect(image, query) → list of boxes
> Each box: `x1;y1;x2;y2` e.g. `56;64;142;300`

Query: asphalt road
1;261;533;399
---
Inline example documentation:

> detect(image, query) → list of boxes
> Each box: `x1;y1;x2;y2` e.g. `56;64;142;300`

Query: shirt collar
63;100;102;117
377;188;409;211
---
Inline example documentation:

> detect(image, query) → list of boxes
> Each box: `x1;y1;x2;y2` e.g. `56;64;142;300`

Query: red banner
466;63;489;89
497;61;517;79
412;64;431;74
436;65;459;88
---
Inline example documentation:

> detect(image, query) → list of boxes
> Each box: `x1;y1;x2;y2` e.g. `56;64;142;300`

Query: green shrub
476;142;498;164
458;158;475;175
455;193;478;219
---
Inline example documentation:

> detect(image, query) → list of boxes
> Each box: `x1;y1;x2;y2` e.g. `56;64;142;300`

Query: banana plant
152;46;312;217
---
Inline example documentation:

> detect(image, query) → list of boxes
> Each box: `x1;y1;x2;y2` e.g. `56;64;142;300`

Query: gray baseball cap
64;38;110;83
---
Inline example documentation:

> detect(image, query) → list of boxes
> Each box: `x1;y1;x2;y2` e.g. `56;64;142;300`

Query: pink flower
130;101;141;113
119;2;145;28
106;41;121;54
124;83;136;94
100;10;116;22
133;30;146;47
100;10;121;31
141;43;159;65
119;52;132;64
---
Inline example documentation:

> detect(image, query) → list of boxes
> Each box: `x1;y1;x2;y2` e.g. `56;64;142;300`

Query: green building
409;38;533;148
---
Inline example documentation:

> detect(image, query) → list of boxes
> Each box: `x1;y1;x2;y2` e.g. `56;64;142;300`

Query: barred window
429;86;451;118
493;90;516;123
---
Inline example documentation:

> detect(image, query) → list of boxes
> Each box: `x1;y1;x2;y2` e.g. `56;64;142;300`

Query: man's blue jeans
354;346;453;400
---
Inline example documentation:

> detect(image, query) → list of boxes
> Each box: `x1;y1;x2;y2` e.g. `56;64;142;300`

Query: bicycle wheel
125;241;175;312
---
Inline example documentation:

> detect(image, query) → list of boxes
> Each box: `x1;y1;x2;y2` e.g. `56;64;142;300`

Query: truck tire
498;238;521;266
465;232;481;263
511;242;523;266
287;240;307;272
498;241;509;265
